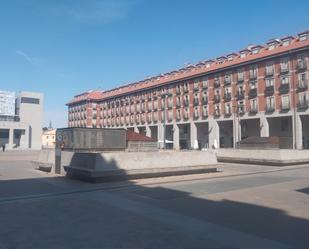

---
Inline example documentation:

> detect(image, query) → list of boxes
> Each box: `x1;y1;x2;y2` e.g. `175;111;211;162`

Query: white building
0;91;44;150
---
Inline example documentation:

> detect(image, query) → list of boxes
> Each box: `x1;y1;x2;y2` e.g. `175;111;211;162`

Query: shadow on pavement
0;153;308;249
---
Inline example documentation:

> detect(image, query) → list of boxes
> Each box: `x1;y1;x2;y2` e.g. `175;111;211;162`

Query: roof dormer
216;56;227;64
298;31;309;41
204;60;214;68
227;53;238;61
239;49;250;58
281;36;294;46
267;39;280;50
251;45;263;54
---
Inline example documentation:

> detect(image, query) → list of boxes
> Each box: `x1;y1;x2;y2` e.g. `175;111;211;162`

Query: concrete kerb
217;149;309;166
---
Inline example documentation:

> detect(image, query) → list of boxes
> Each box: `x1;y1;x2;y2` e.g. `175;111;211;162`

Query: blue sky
0;0;308;128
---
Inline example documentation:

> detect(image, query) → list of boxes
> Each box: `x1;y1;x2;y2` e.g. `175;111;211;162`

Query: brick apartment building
67;31;309;150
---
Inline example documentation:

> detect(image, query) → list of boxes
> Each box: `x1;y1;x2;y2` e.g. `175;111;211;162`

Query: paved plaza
0;151;309;249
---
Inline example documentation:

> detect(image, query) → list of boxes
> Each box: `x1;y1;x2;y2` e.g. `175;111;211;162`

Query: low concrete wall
217;149;309;166
61;150;218;180
32;149;55;171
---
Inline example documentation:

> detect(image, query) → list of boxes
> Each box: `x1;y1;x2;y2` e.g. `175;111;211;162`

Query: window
266;96;275;110
281;76;290;85
299;33;308;41
266;78;274;87
250;99;258;111
281;95;290;110
280;59;289;72
298;72;308;83
265;62;274;75
20;97;40;104
202;77;208;88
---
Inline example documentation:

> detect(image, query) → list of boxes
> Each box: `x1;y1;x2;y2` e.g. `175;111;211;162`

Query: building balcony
280;103;290;112
297;100;309;110
183;113;189;120
296;61;307;71
214;95;221;103
214;81;221;88
238;106;245;115
183;87;189;93
194;85;199;91
279;84;290;94
223;93;231;102
202;83;208;89
237;76;244;83
266;104;275;113
249;106;258;114
176;102;181;108
214;110;221;117
280;67;289;74
193;112;199;120
249;88;257;98
249;72;257;80
264;86;274;96
202;97;208;105
297;80;308;91
265;69;274;77
224;109;232;116
176;88;181;95
193;99;199;106
183;100;189;106
224;77;231;85
236;91;244;100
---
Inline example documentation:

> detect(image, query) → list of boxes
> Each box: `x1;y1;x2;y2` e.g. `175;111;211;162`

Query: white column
8;128;14;149
260;114;269;137
293;114;303;150
233;116;241;148
208;118;219;149
190;121;198;149
173;123;180;150
157;123;164;149
134;126;139;133
19;128;28;149
145;126;151;138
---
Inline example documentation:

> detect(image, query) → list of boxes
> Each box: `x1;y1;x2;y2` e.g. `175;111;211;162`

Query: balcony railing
249;106;258;114
202;97;208;104
279;84;290;94
238;106;245;115
202;83;208;89
297;79;308;91
183;100;189;106
237;75;244;83
224;108;232;116
264;86;274;96
224;77;231;85
280;103;290;111
214;95;221;103
194;84;199;91
176;102;181;108
193;99;199;106
249;71;257;80
297;99;309;110
223;93;231;102
249;88;257;98
266;104;275;113
280;66;289;74
236;91;244;100
265;68;274;77
183;87;189;93
202;111;208;118
193;112;199;120
296;60;307;71
214;80;221;88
